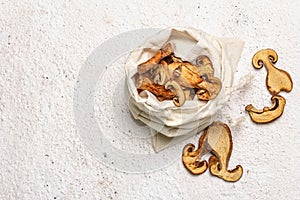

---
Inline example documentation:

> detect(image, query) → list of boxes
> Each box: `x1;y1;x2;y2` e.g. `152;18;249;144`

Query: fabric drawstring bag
125;27;244;152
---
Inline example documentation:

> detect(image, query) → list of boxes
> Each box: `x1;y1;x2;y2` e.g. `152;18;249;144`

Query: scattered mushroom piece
182;121;243;182
252;49;293;95
182;135;208;175
165;80;186;107
137;79;176;101
245;95;286;124
207;122;243;182
137;43;173;74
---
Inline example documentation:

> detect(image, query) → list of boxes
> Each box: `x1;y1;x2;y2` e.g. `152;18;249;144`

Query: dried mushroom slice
196;55;212;67
196;55;214;77
252;49;293;95
245;95;286;124
165;80;185;107
206;77;222;100
167;62;205;88
196;87;210;101
207;122;243;182
151;64;169;85
182;121;243;182
137;43;173;74
132;73;142;88
181;62;202;75
137;79;176;101
197;77;222;101
182;137;208;175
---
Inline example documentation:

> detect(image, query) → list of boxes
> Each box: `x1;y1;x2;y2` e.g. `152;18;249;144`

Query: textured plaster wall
1;0;300;199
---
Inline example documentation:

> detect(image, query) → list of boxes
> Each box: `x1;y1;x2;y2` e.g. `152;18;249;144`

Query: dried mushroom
252;49;293;95
206;77;222;99
137;78;176;101
196;87;210;101
165;80;185;107
196;55;212;67
207;122;243;182
182;121;243;182
245;95;286;124
182;137;208;175
183;87;196;100
168;62;205;88
138;43;173;74
134;43;222;106
196;55;214;77
196;77;222;101
152;64;169;85
246;49;293;123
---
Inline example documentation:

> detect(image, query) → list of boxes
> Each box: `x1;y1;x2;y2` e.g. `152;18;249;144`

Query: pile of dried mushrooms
132;43;222;107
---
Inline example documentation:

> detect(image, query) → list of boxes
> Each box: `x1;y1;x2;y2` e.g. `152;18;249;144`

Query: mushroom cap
252;49;278;69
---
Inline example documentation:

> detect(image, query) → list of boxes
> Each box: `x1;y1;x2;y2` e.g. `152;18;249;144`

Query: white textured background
1;0;300;199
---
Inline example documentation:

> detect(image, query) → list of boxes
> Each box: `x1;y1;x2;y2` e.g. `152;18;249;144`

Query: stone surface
1;0;300;199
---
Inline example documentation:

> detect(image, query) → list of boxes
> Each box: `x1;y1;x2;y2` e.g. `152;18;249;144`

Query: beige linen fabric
125;27;244;152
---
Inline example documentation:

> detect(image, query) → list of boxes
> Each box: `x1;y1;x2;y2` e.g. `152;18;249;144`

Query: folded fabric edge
152;119;213;152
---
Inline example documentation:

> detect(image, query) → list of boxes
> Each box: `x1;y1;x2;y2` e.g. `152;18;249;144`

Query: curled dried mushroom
252;49;293;95
245;95;286;124
133;43;222;106
182;121;243;182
